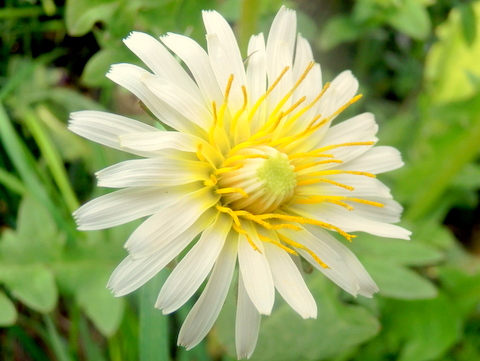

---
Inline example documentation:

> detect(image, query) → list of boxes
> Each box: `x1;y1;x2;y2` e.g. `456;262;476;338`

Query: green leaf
0;291;17;326
76;270;124;336
362;257;437;300
386;0;431;40
65;0;119;36
382;293;461;361
0;264;58;313
0;197;65;264
459;3;477;46
439;266;480;318
319;15;363;50
425;2;480;104
217;273;380;360
81;47;137;87
350;237;444;266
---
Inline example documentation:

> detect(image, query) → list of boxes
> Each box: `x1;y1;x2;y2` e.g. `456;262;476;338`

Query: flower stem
139;270;170;361
238;0;261;54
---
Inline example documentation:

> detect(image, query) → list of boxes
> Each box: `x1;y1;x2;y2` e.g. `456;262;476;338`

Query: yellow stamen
209;101;218;146
233;223;261;252
308;170;376;178
294;196;354;210
289;152;334;160
229;137;272;155
313;141;375;154
204;174;218;187
196;144;206;162
268;62;315;121
278;234;329;269
294;195;384;209
222;153;268;167
215;164;243;175
296;178;355;191
256;213;356;241
216;204;241;226
258;234;298;256
282;82;332;132
233;210;302;231
216;187;249;198
230;85;248;133
218;74;234;129
294;159;343;172
247;66;290;124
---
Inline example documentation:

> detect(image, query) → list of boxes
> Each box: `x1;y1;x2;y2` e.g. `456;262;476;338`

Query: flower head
70;6;411;359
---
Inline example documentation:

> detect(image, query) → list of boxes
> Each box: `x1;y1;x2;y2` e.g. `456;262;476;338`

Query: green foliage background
1;0;480;360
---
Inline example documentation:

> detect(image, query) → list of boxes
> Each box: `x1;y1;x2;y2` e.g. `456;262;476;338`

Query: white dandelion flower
70;6;411;359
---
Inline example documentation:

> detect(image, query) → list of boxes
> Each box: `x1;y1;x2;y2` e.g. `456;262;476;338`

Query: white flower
70;6;411;359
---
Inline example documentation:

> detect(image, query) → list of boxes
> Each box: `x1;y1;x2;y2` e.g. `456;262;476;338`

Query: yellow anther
313;141;375;154
294;159;343;172
209;101;218;146
215;164;243;175
325;94;363;122
247;66;290;123
296;178;355;191
196;144;206;162
217;74;234;129
216;187;249;198
230;85;248;133
282;82;331;130
258;234;298;256
222;153;268;167
289;152;334;160
269;62;315;121
233;223;261;252
345;198;384;208
256;213;356;242
278;234;329;269
233;210;302;231
308;170;376;178
229;138;272;155
204;174;218;187
294;196;354;210
216;204;241;226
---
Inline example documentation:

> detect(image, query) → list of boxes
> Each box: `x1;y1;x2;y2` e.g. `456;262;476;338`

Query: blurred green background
1;0;480;360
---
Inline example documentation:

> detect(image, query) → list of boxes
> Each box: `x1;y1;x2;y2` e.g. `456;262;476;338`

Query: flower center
217;146;296;214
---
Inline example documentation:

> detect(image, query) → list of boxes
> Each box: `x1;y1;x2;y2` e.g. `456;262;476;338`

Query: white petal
245;33;267;133
203;10;246;109
236;272;261;360
281;226;378;297
155;214;232;314
123;32;203;102
316;70;359;119
297;174;392;199
161;33;224;106
206;33;245;112
119;131;223;165
308;112;378;165
337;146;404;174
346;198;404;224
263;242;317;319
107;63;205;136
265;7;296;115
107;209;216;296
237;222;275;315
177;231;238;349
68;110;159;156
125;187;220;257
141;73;212;129
95;158;211;188
289;203;411;240
74;184;199;230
